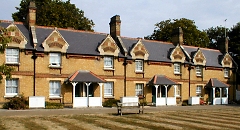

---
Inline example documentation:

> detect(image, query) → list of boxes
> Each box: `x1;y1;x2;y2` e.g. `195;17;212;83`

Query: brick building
0;2;237;107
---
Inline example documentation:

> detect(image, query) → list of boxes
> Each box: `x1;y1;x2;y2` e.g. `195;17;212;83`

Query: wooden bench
117;102;144;116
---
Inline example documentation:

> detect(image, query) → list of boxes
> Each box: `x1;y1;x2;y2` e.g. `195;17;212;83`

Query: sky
0;0;239;38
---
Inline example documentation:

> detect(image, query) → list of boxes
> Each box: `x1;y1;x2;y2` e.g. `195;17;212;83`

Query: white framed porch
154;85;178;106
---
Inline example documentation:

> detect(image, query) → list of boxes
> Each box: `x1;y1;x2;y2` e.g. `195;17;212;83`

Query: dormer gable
170;45;186;63
192;48;206;66
221;53;232;68
98;34;120;56
6;24;27;49
42;27;69;53
130;39;149;60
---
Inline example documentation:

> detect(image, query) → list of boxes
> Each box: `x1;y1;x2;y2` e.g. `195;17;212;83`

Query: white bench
117;97;144;116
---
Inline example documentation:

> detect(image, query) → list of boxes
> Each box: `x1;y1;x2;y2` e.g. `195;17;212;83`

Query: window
104;82;113;97
49;53;61;67
6;48;19;64
222;88;227;97
104;56;113;69
196;85;203;97
174;63;181;74
135;83;143;96
224;68;229;78
6;79;18;96
196;66;202;77
49;81;61;97
135;60;143;72
175;85;181;97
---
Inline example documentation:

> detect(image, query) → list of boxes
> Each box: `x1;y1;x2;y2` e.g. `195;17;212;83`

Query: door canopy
148;75;180;85
206;78;229;88
66;70;106;83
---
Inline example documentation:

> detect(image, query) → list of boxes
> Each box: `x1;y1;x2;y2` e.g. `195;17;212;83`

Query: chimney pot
109;15;121;38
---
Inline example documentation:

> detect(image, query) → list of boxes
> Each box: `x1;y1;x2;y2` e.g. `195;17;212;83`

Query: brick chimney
172;27;183;46
27;1;37;27
109;15;121;38
225;37;228;53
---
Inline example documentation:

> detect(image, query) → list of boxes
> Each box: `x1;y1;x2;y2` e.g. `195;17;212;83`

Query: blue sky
0;0;239;38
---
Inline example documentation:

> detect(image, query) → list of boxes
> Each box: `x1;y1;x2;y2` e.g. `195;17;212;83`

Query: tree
229;22;240;64
0;25;14;82
145;18;210;47
12;0;95;31
204;26;229;50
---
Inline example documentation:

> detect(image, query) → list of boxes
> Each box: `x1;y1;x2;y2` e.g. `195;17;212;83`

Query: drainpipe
188;64;192;97
123;57;128;97
31;50;37;96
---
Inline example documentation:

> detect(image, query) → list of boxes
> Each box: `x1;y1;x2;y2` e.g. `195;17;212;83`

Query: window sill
49;65;62;69
49;96;62;99
4;95;18;98
5;63;20;66
196;75;202;77
224;76;230;79
135;71;144;74
104;96;115;99
174;73;181;75
104;68;115;71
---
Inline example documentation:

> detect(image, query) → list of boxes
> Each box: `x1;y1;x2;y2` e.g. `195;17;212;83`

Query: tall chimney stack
172;27;183;46
109;15;121;38
225;37;228;53
27;1;37;27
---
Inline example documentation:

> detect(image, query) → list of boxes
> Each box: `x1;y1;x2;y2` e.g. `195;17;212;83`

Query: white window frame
196;66;202;77
5;79;18;96
49;81;61;97
174;63;181;74
135;83;144;96
104;56;113;69
175;85;181;97
196;85;203;97
6;48;19;64
49;53;61;67
135;60;143;72
224;68;229;78
104;82;114;97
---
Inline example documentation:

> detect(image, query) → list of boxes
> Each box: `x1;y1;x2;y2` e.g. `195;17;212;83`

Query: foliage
102;99;120;107
182;100;188;106
139;98;147;106
12;0;95;31
145;18;210;47
0;25;14;83
204;26;228;50
45;102;64;109
229;22;240;66
3;94;28;110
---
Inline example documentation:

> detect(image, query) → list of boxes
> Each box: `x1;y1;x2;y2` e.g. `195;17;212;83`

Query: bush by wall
45;102;64;109
102;99;119;107
3;95;28;110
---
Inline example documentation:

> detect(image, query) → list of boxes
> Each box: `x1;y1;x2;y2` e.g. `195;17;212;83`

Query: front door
152;86;156;103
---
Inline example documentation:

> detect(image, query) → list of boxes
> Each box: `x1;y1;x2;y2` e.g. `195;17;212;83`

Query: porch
148;75;180;106
65;70;106;108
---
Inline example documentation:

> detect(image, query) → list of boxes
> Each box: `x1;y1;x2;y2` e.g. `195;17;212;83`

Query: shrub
3;95;28;110
139;98;147;106
102;99;119;107
45;102;64;109
182;100;188;106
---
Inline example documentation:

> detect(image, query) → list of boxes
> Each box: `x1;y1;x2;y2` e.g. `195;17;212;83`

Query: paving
0;104;239;117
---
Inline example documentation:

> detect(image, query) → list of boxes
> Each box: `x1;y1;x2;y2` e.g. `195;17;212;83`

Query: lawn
0;108;240;130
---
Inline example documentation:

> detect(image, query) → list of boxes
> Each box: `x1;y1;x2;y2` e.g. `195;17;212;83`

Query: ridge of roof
0;20;24;25
35;25;108;36
182;45;221;52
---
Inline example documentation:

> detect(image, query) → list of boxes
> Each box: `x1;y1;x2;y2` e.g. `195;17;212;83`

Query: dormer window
224;68;229;78
196;66;202;77
104;56;113;69
49;53;61;67
135;60;143;72
174;63;181;74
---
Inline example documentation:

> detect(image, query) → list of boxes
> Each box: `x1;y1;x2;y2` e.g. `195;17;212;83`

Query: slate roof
0;20;236;68
206;78;229;88
148;75;180;85
66;70;106;83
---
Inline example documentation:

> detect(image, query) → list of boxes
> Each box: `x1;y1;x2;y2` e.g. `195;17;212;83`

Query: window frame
5;48;19;64
224;68;229;78
104;82;114;97
196;85;203;97
49;81;61;97
49;52;61;67
175;85;181;97
104;56;114;69
135;83;144;96
196;66;202;77
5;78;18;96
135;60;143;72
174;63;181;74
